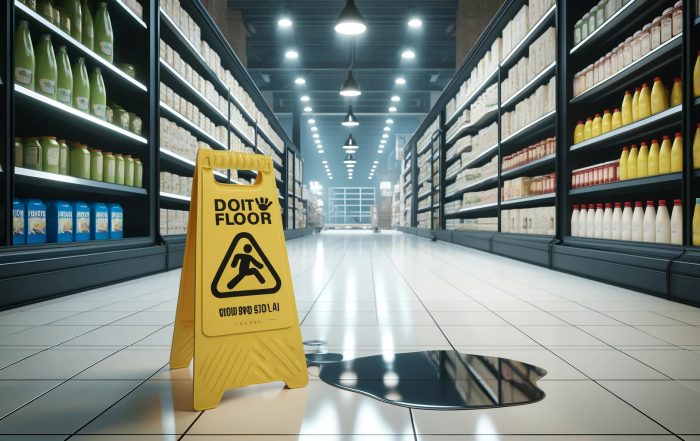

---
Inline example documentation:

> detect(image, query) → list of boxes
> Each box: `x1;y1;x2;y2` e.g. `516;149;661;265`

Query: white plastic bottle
670;199;683;245
594;203;604;238
603;203;613;239
571;204;580;237
586;204;596;238
632;201;644;242
643;201;656;243
621;202;633;241
611;202;623;240
579;204;588;237
655;200;671;244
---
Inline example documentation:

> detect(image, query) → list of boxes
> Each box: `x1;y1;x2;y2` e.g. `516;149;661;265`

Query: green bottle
61;0;82;42
90;149;103;181
124;155;134;186
89;67;106;119
58;139;69;174
69;144;90;179
80;0;94;51
134;159;142;187
72;57;89;112
56;46;73;106
40;136;60;174
35;34;58;100
103;152;115;183
37;0;53;22
23;138;42;171
14;21;35;91
114;153;124;184
58;8;71;34
93;2;113;63
15;138;24;168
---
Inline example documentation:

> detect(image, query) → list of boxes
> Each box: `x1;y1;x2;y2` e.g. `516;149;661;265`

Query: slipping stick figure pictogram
227;244;265;289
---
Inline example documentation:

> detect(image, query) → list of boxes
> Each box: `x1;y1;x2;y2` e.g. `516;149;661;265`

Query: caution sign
169;150;308;410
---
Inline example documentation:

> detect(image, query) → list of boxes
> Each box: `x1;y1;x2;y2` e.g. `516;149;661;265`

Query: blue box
90;202;109;240
25;199;47;244
108;203;124;239
73;202;91;241
47;201;74;243
12;199;25;245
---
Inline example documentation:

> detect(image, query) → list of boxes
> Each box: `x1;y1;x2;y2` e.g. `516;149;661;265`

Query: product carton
12;199;25;245
73;202;91;241
90;202;109;240
47;201;74;243
108;203;124;239
25;199;47;244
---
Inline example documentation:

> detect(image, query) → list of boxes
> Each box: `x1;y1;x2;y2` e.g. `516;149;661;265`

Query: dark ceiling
229;0;458;186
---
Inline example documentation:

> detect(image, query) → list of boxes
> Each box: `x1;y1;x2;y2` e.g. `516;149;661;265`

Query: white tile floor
0;230;700;440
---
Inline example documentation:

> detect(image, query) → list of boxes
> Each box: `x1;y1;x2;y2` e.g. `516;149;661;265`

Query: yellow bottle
637;142;649;178
671;77;683;107
650;78;669;115
671;132;683;173
648;139;660;176
620;146;629;180
592;113;602;138
574;121;585;144
632;88;641;122
621;91;633;126
694;51;700;98
612;108;622;130
638;83;652;120
694;198;700;246
584;117;593;141
601;110;612;134
628;144;639;179
694;123;700;169
659;135;672;174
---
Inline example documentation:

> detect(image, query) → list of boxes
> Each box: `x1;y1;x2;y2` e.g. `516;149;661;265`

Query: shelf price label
170;150;307;410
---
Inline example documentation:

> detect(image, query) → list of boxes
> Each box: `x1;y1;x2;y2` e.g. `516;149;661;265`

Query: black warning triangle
211;232;282;298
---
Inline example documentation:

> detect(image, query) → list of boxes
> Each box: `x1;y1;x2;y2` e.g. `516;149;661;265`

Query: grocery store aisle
1;231;700;439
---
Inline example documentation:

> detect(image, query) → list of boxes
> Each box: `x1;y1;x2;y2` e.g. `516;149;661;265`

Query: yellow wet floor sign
170;150;308;410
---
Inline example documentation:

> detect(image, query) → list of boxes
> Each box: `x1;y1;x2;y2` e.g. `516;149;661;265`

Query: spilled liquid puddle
315;350;546;410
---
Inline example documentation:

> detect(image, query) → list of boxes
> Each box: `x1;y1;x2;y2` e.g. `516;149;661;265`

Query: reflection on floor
0;230;699;439
318;350;546;410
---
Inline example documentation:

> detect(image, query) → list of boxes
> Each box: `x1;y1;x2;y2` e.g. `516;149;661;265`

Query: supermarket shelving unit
0;0;308;308
399;0;700;305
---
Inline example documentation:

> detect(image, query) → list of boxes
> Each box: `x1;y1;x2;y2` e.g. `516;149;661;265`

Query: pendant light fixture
340;70;361;97
344;153;357;164
335;0;366;35
343;134;358;151
342;105;359;127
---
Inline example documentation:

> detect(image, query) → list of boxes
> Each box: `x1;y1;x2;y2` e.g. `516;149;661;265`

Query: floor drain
306;352;343;366
303;339;327;347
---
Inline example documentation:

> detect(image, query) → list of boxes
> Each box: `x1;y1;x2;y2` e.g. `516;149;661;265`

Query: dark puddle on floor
314;350;547;410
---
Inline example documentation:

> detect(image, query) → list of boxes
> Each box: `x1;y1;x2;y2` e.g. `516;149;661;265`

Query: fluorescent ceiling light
310;126;318;132
295;77;306;85
304;106;312;112
322;160;328;164
395;76;406;85
408;18;422;28
301;95;310;102
278;17;293;28
312;133;319;138
388;106;397;112
384;126;391;131
378;149;384;153
285;49;299;59
380;139;387;144
334;0;366;35
391;95;401;102
386;118;394;124
318;149;324;153
373;160;379;163
343;134;358;150
308;118;315;124
401;50;415;59
382;134;389;138
339;71;361;97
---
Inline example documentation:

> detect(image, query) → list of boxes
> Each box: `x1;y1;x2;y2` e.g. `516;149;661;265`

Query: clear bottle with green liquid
14;21;35;91
89;67;106;119
80;0;94;51
56;46;73;106
93;2;113;63
72;57;89;112
35;34;58;100
61;0;82;42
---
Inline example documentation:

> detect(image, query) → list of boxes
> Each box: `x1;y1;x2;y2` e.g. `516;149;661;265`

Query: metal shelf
15;167;147;196
417;206;431;213
446;69;499;126
159;101;227;150
159;148;231;182
230;91;257;125
571;34;682;105
502;62;556;109
570;0;644;55
445;109;499;145
569;173;682;196
256;126;284;155
501;154;556;179
161;192;190;203
501;110;556;148
15;1;148;93
450;202;498;217
15;85;148;144
501;5;556;67
230;121;256;148
445;175;499;202
459;143;499;170
159;59;228;125
113;0;148;29
501;193;555;208
570;105;682;153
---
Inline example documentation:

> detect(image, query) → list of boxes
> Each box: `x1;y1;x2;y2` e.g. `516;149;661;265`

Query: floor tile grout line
368;245;381;327
409;407;418;441
398;233;684;437
176;406;205;440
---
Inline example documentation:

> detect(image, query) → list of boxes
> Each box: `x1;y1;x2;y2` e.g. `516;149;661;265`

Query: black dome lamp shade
340;70;361;97
342;105;360;127
335;0;366;35
343;134;358;151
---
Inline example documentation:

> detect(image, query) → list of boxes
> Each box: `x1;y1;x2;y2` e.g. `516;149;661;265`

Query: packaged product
26;199;47;244
108;203;123;239
89;202;108;240
73;201;91;241
47;200;74;242
12;199;26;245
